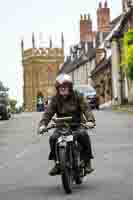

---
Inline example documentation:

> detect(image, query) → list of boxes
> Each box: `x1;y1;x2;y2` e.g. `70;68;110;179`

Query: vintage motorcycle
41;116;94;194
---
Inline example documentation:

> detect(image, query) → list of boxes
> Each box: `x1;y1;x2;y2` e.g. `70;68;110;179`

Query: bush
122;29;133;80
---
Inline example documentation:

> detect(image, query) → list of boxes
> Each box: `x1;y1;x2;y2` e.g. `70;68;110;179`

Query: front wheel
59;148;73;194
74;150;82;185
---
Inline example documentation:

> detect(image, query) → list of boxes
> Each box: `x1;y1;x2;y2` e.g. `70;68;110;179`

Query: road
0;110;133;199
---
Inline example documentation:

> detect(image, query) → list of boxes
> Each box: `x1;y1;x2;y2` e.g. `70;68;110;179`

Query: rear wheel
59;148;73;194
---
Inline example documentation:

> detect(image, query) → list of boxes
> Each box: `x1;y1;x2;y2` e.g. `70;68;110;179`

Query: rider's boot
85;159;94;174
49;162;60;176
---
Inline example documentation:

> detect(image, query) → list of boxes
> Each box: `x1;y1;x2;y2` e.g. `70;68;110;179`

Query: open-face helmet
55;74;73;90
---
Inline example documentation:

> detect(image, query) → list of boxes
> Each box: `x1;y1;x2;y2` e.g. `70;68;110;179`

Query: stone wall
22;47;64;112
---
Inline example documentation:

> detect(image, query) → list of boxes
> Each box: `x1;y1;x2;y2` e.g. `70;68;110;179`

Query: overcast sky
0;0;122;106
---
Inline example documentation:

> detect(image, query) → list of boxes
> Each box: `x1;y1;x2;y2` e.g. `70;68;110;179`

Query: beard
57;87;73;100
61;94;69;100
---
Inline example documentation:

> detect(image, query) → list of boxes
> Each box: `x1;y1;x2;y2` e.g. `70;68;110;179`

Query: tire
74;150;82;185
75;176;82;184
59;148;72;194
2;112;9;120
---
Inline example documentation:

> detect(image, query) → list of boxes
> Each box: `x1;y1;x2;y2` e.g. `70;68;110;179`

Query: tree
122;29;133;80
0;81;8;91
9;99;17;113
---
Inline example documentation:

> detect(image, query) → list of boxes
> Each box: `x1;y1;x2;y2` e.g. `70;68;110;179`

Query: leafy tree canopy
9;99;17;113
122;29;133;80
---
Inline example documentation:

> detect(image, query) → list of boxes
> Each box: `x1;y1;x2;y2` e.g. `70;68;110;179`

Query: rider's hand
86;121;95;128
38;125;47;135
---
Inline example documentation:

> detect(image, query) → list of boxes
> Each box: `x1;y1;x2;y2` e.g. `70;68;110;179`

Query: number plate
58;135;73;143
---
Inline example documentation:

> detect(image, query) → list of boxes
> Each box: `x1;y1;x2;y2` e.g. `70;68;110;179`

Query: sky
0;0;122;106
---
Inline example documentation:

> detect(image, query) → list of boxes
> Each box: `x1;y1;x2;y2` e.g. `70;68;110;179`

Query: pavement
112;104;133;114
99;101;133;114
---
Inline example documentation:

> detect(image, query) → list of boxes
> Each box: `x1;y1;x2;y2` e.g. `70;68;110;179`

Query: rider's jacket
40;90;95;127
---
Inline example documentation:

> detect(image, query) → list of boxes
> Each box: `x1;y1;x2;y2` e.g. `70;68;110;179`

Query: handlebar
52;116;72;123
40;122;96;134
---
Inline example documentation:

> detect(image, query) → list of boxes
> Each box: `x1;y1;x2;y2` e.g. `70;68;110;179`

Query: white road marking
0;148;31;169
0;136;42;170
15;148;30;159
0;146;33;169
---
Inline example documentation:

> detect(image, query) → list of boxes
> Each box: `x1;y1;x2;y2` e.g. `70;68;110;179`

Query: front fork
55;142;73;168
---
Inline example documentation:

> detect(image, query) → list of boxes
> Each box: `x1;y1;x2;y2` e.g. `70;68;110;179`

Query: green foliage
9;99;17;113
127;45;133;78
0;81;8;91
122;29;133;80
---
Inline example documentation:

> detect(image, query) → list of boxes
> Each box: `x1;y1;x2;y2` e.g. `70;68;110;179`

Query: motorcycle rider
38;74;96;176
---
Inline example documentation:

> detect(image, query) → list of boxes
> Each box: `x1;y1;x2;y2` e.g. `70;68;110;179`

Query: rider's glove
86;121;95;128
38;124;47;135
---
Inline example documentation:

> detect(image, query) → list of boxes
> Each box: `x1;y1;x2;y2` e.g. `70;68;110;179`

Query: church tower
21;34;64;112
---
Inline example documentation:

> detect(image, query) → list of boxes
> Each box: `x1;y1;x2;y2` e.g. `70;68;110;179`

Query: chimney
80;14;93;42
97;1;111;32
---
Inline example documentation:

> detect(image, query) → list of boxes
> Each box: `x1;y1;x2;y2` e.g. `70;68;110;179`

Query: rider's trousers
48;127;94;162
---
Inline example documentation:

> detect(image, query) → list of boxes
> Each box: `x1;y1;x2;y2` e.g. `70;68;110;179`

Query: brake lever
47;123;56;130
81;123;89;129
81;123;96;129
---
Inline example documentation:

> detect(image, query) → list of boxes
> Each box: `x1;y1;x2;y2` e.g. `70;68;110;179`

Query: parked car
0;91;11;120
74;84;99;110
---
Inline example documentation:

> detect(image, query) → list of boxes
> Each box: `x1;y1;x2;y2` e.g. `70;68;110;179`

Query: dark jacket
40;90;95;126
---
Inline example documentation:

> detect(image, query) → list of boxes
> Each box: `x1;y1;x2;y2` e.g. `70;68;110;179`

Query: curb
112;106;133;114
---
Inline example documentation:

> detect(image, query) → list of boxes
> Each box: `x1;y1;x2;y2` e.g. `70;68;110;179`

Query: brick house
59;42;96;86
90;2;122;105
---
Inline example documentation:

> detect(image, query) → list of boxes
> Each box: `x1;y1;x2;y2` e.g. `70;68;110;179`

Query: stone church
21;33;64;112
